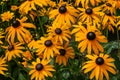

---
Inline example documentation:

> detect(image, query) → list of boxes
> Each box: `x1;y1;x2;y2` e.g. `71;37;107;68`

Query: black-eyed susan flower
0;57;7;75
71;22;88;34
47;23;71;44
5;17;36;43
75;25;107;54
49;2;78;26
48;0;56;8
55;42;74;66
100;1;116;15
29;58;55;80
75;0;88;7
82;53;116;80
19;0;50;14
3;42;24;61
22;50;32;60
75;0;103;7
28;39;39;49
38;8;48;16
102;22;115;33
1;11;14;22
78;7;102;25
116;16;120;30
109;0;120;9
11;5;18;11
36;36;61;59
28;34;39;49
0;32;4;44
29;10;37;21
21;61;28;68
102;11;116;25
102;10;116;32
21;50;32;67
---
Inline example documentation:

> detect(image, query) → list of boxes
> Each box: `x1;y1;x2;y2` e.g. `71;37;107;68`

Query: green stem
56;0;59;4
5;75;15;80
13;59;28;72
117;28;120;54
36;12;45;35
22;37;36;61
2;3;4;13
24;43;35;61
106;27;108;38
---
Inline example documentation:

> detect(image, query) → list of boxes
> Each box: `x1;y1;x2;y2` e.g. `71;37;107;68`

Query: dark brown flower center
8;45;14;51
105;10;111;16
35;63;43;71
95;57;104;65
44;40;53;47
106;3;112;7
59;4;67;14
59;49;66;56
12;20;20;28
87;32;96;40
85;8;93;15
55;28;62;34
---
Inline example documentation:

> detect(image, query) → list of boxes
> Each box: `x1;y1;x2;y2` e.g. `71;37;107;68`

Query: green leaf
110;76;117;80
18;73;26;80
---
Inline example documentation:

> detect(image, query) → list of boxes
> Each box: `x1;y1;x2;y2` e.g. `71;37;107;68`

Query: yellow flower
11;5;18;11
47;23;71;44
38;8;48;16
48;1;56;8
82;53;116;80
0;57;7;75
75;25;107;54
100;1;116;15
102;10;116;32
71;22;88;34
116;16;120;30
102;22;115;33
21;61;28;68
23;50;32;60
1;11;14;22
0;31;4;44
36;36;61;59
49;2;78;26
29;10;37;21
3;42;24;61
78;7;102;25
28;40;39;49
19;0;50;14
5;17;36;43
28;33;39;49
109;0;120;9
29;58;55;80
55;42;74;66
75;0;103;7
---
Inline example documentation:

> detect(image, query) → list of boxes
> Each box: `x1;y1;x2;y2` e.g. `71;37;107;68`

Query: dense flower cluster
0;0;120;80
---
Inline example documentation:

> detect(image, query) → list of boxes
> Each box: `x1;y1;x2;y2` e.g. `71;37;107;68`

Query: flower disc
85;8;93;15
95;57;104;65
36;63;43;71
59;5;67;14
87;32;96;40
59;49;66;56
12;20;20;28
44;40;53;47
